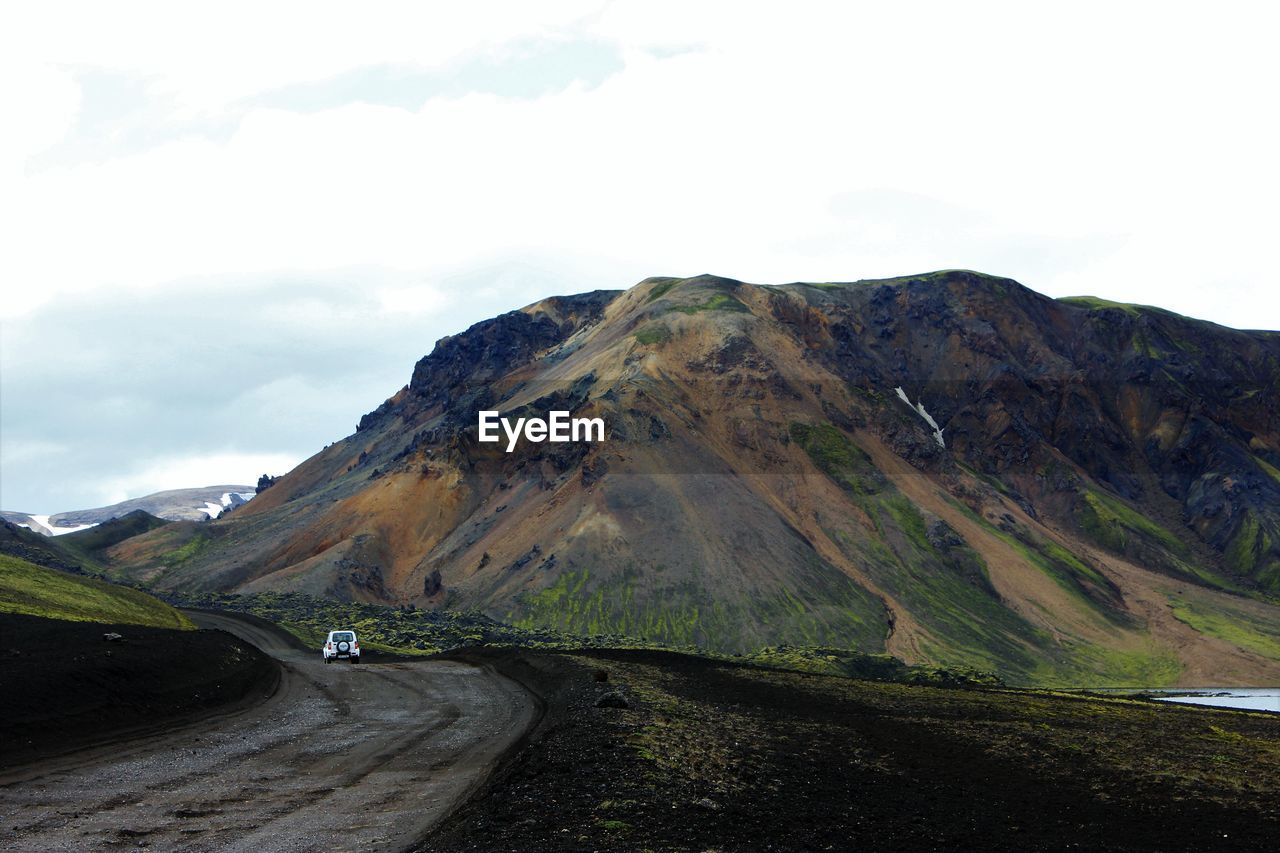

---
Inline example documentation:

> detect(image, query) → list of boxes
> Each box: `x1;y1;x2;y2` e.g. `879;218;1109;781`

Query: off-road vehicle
322;630;360;664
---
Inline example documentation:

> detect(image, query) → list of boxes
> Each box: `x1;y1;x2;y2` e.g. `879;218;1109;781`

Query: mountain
0;511;171;582
2;485;256;535
104;271;1280;685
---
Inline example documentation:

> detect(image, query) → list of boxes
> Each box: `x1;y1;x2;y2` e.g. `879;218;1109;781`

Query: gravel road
0;611;538;851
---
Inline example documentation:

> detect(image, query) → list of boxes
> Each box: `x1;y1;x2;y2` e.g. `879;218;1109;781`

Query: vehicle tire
325;656;332;664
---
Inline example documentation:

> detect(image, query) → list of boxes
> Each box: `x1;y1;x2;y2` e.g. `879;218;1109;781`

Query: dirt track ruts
0;611;538;852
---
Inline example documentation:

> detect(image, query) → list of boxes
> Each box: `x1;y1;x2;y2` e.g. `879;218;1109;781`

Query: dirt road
0;612;538;851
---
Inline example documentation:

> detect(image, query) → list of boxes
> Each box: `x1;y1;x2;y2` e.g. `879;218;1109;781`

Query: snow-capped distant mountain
2;514;98;537
199;490;258;520
0;485;257;536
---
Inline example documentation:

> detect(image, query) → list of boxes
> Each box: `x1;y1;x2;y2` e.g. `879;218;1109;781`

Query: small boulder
925;519;964;550
592;669;609;683
102;632;124;642
594;691;629;709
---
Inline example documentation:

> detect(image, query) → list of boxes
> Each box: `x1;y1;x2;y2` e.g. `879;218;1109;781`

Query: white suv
322;630;361;664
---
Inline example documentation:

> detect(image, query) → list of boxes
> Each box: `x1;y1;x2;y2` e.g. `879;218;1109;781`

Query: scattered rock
593;669;610;683
103;632;124;642
508;545;542;572
595;691;630;709
926;520;964;550
695;797;721;812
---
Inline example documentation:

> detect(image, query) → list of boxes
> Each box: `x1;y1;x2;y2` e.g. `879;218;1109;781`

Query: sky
2;1;1278;513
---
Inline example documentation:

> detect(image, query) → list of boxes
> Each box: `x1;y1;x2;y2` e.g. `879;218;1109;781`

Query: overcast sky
2;1;1278;513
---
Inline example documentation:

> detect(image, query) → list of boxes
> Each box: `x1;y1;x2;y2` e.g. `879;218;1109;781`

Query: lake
1152;689;1280;713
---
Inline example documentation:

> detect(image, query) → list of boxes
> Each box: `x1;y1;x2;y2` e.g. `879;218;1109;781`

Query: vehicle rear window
331;632;354;642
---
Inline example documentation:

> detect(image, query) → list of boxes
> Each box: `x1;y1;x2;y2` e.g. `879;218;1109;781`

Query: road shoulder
0;611;279;775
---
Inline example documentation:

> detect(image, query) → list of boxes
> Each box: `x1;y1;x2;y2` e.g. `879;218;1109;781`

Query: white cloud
2;1;1279;509
0;62;80;173
0;439;68;466
96;451;301;507
4;2;1277;324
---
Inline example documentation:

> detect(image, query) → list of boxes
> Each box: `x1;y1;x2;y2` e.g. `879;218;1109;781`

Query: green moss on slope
667;292;750;315
511;560;887;654
790;421;1059;680
633;324;672;346
1076;488;1186;556
788;420;1188;684
1030;640;1183;688
1225;514;1263;575
788;422;885;497
162;533;211;569
0;554;193;629
1072;487;1239;591
645;279;679;303
1168;595;1280;661
1058;295;1143;315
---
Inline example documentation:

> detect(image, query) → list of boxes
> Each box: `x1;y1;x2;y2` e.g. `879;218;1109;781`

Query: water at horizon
1152;689;1280;713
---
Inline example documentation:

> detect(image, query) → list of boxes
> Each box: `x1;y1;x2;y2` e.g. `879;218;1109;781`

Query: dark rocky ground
0;612;278;771
422;648;1280;852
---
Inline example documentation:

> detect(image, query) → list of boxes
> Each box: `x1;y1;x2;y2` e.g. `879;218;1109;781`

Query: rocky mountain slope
105;271;1280;685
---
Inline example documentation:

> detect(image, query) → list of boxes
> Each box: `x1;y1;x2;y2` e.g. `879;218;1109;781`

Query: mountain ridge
1;485;257;535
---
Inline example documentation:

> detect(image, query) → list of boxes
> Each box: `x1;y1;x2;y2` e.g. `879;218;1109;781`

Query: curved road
0;612;537;851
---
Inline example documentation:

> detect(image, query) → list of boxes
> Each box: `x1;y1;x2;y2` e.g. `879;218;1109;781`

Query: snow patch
202;491;256;519
893;387;946;449
22;514;98;536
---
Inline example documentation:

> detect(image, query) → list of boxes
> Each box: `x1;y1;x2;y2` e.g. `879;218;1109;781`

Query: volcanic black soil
422;648;1280;852
0;612;278;770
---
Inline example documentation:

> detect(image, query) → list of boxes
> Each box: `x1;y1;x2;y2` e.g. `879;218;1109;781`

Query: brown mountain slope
107;272;1280;685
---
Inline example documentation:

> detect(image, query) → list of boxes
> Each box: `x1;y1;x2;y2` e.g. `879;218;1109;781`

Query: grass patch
1058;295;1143;315
0;554;193;629
161;532;211;569
645;279;679;302
1169;595;1280;661
1032;640;1183;688
667;292;750;315
511;561;889;655
1224;512;1270;576
633;324;671;346
1076;488;1187;557
789;421;885;497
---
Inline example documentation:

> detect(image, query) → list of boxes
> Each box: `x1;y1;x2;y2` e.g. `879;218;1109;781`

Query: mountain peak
103;271;1280;686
